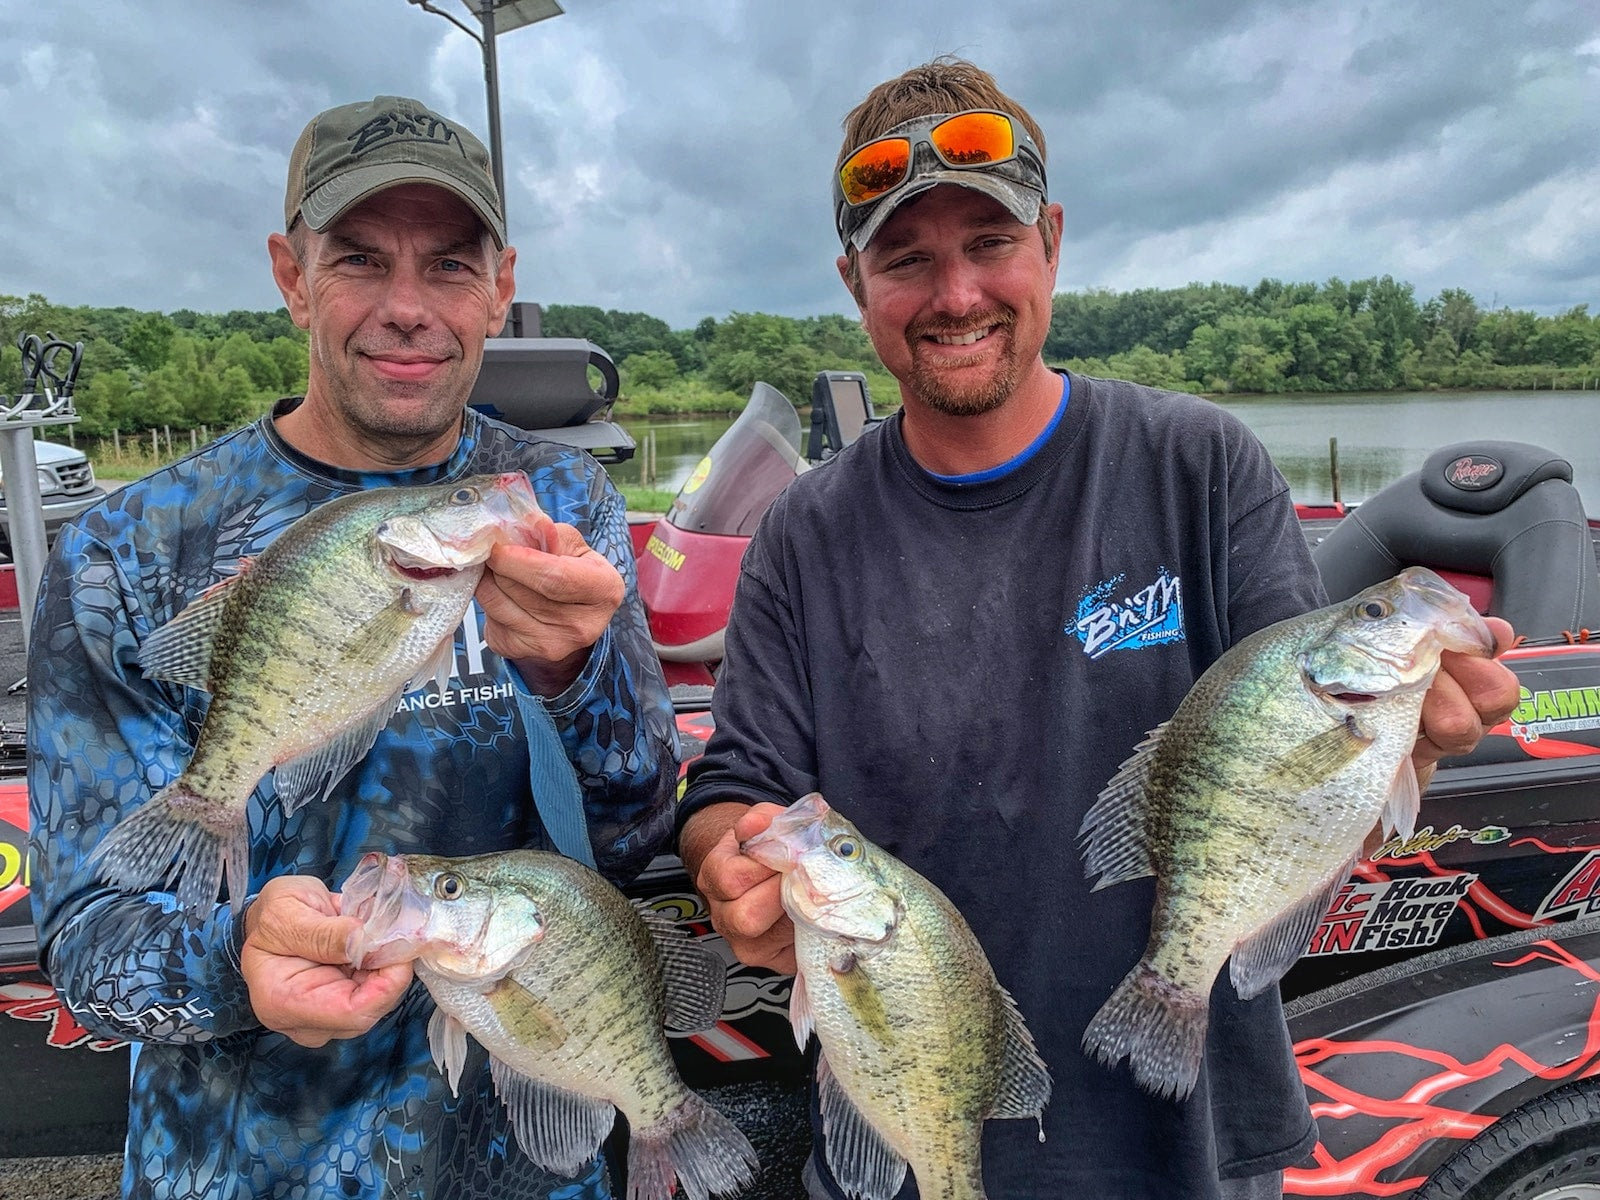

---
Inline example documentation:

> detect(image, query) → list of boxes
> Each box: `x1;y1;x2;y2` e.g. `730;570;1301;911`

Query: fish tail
1081;961;1210;1101
627;1092;759;1200
87;784;245;916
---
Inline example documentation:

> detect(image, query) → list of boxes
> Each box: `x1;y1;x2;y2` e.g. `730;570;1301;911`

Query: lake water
613;390;1600;509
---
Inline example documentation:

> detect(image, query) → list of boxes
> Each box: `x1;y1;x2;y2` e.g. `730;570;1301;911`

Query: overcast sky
2;0;1595;331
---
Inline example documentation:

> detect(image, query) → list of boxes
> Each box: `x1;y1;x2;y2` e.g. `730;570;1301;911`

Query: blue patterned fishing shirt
27;401;680;1199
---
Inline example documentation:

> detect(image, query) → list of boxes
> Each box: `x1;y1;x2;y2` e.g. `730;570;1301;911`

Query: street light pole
479;0;506;207
405;0;565;224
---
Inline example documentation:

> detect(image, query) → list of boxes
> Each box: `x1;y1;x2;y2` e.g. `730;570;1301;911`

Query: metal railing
0;331;84;651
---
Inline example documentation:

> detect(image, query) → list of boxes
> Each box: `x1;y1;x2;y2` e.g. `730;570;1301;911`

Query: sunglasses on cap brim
833;110;1048;249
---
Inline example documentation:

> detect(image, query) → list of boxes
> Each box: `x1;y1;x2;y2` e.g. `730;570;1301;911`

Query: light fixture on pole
405;0;564;220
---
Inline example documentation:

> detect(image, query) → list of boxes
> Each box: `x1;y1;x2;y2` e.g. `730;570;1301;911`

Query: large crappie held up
90;474;552;915
742;793;1051;1200
343;849;758;1200
1078;566;1496;1100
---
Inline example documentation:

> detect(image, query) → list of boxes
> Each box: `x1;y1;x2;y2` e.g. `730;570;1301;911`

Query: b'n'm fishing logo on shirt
1072;570;1184;659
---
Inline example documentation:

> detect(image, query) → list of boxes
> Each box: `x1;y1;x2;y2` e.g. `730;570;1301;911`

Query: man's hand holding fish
240;874;413;1049
476;518;628;696
1414;615;1520;770
681;801;797;975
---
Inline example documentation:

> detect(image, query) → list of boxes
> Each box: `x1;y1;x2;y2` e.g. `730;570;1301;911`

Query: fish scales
89;475;548;915
743;793;1051;1200
800;864;1001;1199
1080;567;1496;1100
344;850;758;1200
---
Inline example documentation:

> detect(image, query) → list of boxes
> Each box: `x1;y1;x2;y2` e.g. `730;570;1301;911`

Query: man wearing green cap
677;58;1521;1198
28;96;679;1198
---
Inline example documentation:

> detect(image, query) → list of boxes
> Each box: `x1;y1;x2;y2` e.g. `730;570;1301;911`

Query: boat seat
1312;440;1600;641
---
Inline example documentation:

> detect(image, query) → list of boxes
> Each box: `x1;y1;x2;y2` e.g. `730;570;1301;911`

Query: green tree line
3;277;1597;443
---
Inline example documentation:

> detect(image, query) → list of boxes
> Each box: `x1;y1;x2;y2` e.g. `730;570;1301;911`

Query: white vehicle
0;439;107;555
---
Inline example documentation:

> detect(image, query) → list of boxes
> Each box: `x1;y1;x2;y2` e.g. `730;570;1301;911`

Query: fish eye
1358;598;1393;620
828;834;862;861
448;486;481;506
434;873;465;900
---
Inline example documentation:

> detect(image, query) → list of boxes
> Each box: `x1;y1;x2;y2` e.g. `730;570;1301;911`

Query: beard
904;308;1021;416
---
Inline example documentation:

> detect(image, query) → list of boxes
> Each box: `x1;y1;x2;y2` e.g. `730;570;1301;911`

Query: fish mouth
1397;566;1496;657
341;852;432;969
741;793;833;870
386;552;467;582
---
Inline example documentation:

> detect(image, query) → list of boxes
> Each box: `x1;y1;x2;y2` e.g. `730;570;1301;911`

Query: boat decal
1368;824;1509;861
1287;938;1600;1196
1506;686;1600;747
1533;850;1600;922
0;981;127;1052
1305;874;1477;957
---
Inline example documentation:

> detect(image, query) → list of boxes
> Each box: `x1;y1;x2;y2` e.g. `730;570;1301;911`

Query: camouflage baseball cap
284;95;506;247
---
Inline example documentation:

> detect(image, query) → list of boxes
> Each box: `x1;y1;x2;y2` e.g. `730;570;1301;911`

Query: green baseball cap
284;95;507;247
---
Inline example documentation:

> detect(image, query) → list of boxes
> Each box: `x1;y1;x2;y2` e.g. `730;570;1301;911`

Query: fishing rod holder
0;331;86;653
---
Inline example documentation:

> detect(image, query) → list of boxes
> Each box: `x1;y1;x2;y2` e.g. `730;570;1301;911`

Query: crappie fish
89;474;550;914
343;850;758;1200
741;793;1051;1200
1079;566;1496;1100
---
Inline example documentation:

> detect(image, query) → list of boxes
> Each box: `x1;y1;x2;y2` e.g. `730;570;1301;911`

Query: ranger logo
1533;850;1600;922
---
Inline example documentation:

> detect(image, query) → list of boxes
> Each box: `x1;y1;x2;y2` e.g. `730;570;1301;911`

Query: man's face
846;185;1060;417
271;183;515;462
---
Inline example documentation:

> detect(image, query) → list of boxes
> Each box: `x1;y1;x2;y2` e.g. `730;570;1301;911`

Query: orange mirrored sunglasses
838;110;1026;207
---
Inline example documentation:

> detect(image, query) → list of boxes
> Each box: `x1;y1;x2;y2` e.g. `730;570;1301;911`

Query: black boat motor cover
1312;440;1600;642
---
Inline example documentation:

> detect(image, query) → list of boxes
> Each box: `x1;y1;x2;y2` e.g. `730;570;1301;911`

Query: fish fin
135;578;241;687
638;907;728;1033
1228;858;1357;998
487;977;570;1049
1382;757;1422;840
427;1007;470;1096
1081;961;1209;1101
816;1049;908;1200
1078;727;1163;889
344;593;425;668
272;698;399;814
987;983;1052;1125
628;1091;759;1200
404;632;457;695
86;781;247;916
1260;715;1374;793
788;968;814;1050
830;949;894;1047
488;1055;615;1176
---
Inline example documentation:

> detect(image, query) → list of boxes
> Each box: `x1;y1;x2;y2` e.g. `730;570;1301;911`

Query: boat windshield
666;382;807;537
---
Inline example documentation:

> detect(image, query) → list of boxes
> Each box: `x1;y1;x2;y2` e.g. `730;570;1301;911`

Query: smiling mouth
929;328;993;346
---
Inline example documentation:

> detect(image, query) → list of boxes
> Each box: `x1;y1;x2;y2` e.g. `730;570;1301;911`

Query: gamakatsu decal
1509;685;1600;743
1073;570;1184;659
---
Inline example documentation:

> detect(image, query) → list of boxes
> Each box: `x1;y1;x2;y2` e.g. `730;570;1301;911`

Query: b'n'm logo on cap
347;108;469;160
1445;454;1503;491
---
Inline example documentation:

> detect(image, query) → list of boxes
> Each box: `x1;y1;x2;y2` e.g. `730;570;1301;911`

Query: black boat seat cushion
1312;441;1600;641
